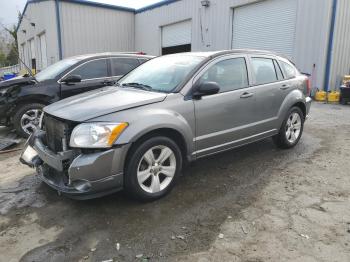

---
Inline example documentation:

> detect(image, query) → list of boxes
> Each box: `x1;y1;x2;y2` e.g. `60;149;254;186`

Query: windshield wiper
121;82;153;91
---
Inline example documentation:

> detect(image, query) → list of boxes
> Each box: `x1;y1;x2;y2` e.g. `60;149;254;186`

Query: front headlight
69;122;128;148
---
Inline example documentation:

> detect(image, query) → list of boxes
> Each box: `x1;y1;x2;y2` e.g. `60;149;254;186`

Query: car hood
44;86;167;121
0;76;35;89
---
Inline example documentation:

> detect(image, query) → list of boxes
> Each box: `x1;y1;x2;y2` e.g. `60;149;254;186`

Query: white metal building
17;0;350;91
17;0;134;71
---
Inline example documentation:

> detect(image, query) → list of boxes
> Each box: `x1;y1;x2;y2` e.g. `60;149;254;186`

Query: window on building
280;60;297;79
111;58;140;76
70;59;108;80
198;58;249;93
251;58;278;85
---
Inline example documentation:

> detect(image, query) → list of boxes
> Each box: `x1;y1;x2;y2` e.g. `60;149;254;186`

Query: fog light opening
71;180;92;192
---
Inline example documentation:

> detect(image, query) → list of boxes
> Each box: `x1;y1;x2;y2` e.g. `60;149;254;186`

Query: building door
232;0;297;59
39;33;47;70
162;20;191;55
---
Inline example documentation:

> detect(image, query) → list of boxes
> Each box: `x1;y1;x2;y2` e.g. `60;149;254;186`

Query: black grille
43;114;73;153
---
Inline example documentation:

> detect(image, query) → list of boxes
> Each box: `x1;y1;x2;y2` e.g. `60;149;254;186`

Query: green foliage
6;44;18;65
0;51;7;67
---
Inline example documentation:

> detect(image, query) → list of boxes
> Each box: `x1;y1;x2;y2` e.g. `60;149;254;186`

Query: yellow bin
315;90;327;101
327;91;340;103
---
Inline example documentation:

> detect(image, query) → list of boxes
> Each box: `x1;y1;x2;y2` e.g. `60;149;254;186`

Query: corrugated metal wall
135;0;333;90
329;0;350;90
17;0;59;70
59;1;135;58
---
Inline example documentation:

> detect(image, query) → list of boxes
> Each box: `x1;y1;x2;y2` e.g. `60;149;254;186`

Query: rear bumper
20;130;130;199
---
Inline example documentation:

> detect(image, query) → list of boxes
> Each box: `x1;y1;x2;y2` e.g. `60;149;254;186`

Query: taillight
306;77;311;96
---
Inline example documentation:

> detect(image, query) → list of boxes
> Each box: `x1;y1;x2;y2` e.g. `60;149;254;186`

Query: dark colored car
0;53;153;137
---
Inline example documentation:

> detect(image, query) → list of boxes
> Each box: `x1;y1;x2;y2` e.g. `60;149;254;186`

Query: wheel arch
124;127;190;168
277;90;306;125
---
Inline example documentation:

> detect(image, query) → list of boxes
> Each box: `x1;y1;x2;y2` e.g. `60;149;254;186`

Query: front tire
125;136;182;201
273;107;304;149
13;103;45;138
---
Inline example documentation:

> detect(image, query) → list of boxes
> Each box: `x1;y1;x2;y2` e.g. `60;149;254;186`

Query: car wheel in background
13;103;45;138
273;106;304;149
125;136;182;201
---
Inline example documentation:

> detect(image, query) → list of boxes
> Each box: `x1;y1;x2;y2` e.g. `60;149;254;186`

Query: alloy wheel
20;109;43;135
137;145;176;194
285;112;302;143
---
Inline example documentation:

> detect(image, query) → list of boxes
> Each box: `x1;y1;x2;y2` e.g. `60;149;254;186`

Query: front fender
277;89;305;126
115;108;195;157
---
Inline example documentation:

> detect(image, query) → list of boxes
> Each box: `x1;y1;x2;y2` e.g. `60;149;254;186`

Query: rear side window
280;60;297;79
251;58;277;85
70;59;108;80
273;60;284;80
198;58;248;93
111;58;140;76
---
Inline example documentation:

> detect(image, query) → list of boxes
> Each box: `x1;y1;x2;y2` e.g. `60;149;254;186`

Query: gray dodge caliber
21;50;312;200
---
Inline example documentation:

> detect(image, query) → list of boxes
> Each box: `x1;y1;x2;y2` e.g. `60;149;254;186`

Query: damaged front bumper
20;130;130;199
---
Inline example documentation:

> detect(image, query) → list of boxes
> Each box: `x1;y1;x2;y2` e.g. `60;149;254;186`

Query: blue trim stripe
324;0;338;92
136;0;180;13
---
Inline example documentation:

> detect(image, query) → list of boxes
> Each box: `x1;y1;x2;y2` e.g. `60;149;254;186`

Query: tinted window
280;60;296;79
70;59;108;80
273;60;284;80
251;58;277;85
111;58;140;76
198;58;248;93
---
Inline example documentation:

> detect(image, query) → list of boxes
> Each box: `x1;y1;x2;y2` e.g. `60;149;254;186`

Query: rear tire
125;136;182;201
273;107;304;149
13;103;45;138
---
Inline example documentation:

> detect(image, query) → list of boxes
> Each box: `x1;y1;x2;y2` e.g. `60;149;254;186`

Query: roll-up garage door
162;20;191;55
232;0;297;59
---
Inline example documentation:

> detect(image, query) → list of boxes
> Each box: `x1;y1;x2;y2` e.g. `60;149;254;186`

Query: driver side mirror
193;81;220;99
61;75;82;84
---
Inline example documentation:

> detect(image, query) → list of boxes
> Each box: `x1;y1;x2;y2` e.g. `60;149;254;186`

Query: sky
0;0;163;27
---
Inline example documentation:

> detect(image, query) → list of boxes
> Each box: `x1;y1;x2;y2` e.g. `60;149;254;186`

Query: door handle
280;84;290;90
240;92;254;98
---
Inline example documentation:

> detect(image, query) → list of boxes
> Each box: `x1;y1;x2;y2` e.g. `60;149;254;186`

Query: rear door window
251;58;278;85
111;58;140;77
69;59;108;80
198;57;249;93
280;60;297;79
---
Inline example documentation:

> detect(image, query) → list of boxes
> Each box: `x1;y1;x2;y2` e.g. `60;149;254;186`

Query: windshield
119;55;205;93
35;57;82;82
